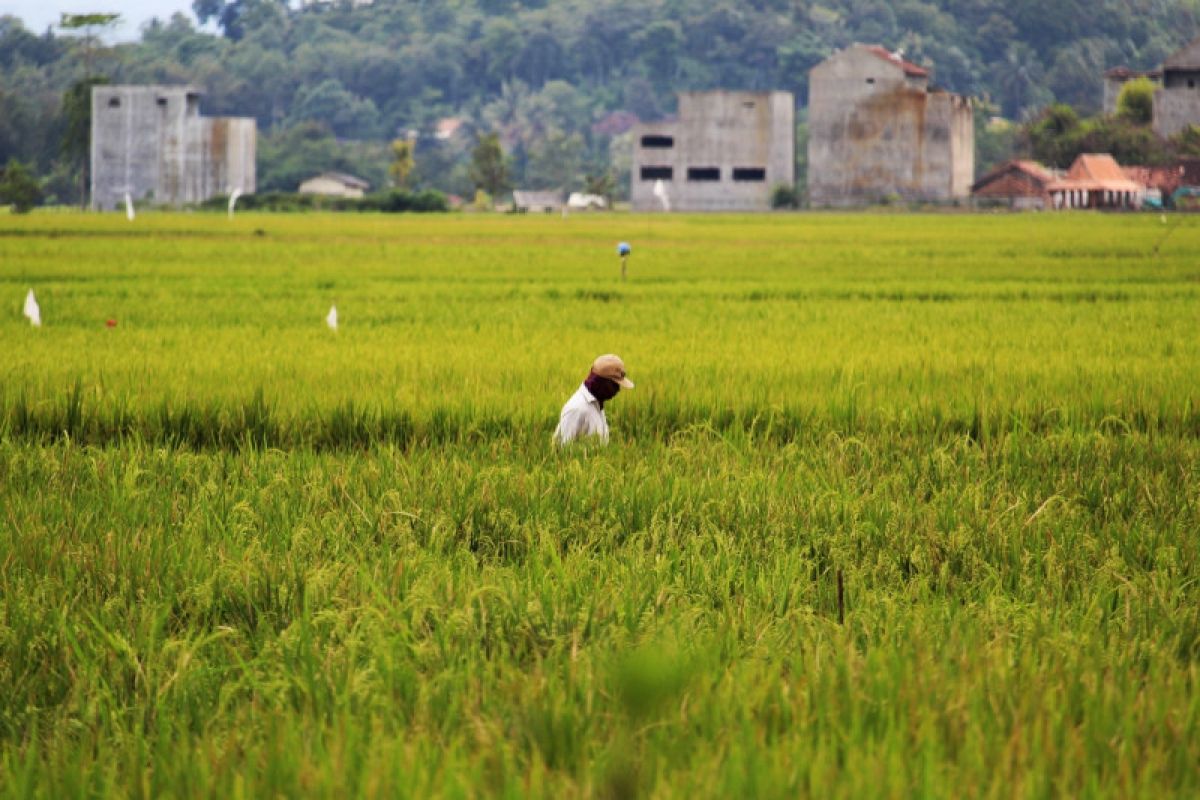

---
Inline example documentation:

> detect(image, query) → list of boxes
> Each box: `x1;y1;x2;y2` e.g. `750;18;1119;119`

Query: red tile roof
1105;66;1162;80
1048;154;1144;193
972;159;1054;190
1068;154;1133;183
864;45;929;78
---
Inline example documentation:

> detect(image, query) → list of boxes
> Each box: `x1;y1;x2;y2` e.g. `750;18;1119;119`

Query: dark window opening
156;97;168;107
733;167;766;182
687;167;721;182
742;101;756;109
1191;79;1196;89
640;166;673;181
641;134;674;149
866;77;876;84
107;97;121;108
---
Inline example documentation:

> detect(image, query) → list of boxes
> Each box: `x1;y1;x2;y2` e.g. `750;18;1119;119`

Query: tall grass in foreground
0;212;1198;796
1;434;1197;797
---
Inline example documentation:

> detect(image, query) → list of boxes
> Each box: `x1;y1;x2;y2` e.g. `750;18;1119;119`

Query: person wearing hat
554;354;634;445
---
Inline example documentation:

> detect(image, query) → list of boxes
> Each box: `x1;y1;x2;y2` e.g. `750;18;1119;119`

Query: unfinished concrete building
1103;67;1162;115
1154;36;1200;138
808;45;974;207
630;91;795;212
91;85;255;210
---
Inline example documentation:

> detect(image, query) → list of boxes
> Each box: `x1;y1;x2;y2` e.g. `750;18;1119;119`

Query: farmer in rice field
554;354;634;445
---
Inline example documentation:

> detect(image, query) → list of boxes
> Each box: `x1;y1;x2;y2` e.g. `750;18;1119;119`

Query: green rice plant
0;211;1197;797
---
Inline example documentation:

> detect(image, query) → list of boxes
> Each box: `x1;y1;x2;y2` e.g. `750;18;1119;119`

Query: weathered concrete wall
630;90;794;212
91;86;173;210
201;117;256;198
1103;77;1124;116
1153;84;1200;138
808;46;973;207
91;85;255;210
941;93;975;199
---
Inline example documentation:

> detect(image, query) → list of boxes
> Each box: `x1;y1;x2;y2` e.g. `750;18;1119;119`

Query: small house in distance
971;160;1058;209
1047;154;1144;209
630;90;795;212
298;173;370;198
567;192;607;210
512;190;563;213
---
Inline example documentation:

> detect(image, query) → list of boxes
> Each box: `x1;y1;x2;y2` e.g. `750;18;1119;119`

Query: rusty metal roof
1104;66;1162;80
864;45;929;78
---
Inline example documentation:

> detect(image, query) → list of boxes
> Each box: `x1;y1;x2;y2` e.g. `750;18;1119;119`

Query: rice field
1;211;1198;797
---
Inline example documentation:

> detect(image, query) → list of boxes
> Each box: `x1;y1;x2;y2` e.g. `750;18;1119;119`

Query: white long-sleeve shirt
553;383;609;445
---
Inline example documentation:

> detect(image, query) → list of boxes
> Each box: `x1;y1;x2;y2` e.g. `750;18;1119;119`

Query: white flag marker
228;188;243;219
653;179;671;212
23;289;41;327
124;192;135;221
326;305;338;331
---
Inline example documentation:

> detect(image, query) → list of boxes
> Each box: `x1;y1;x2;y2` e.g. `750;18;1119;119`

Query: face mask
584;370;620;406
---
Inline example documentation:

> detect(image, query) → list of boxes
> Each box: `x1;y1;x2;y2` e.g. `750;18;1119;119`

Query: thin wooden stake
836;569;845;625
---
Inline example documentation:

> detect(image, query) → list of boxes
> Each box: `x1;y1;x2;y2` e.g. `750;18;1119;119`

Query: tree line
1;0;1199;207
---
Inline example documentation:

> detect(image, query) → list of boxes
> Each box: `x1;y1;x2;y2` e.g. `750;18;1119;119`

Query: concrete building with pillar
1104;35;1200;138
91;85;255;210
1154;36;1200;138
630;90;795;212
807;44;974;207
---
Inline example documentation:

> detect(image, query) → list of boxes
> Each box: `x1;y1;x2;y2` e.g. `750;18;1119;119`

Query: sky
6;1;202;41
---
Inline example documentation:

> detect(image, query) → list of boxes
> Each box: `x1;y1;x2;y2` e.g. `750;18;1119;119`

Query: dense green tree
525;128;584;190
0;90;35;167
1024;102;1170;168
289;79;381;139
389;138;415;188
583;171;617;206
0;16;63;67
974;107;1019;177
192;0;285;42
58;12;120;77
1172;125;1200;157
5;0;1200;199
1046;39;1114;113
0;159;43;212
257;122;388;192
469;132;511;200
1025;104;1084;167
1117;77;1156;124
59;75;107;207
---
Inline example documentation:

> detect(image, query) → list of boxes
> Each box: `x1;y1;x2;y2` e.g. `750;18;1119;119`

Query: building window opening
156;97;168;107
866;77;876;84
1191;79;1196;89
640;166;673;181
641;135;674;149
733;167;766;182
108;97;121;108
742;101;756;109
687;167;721;182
